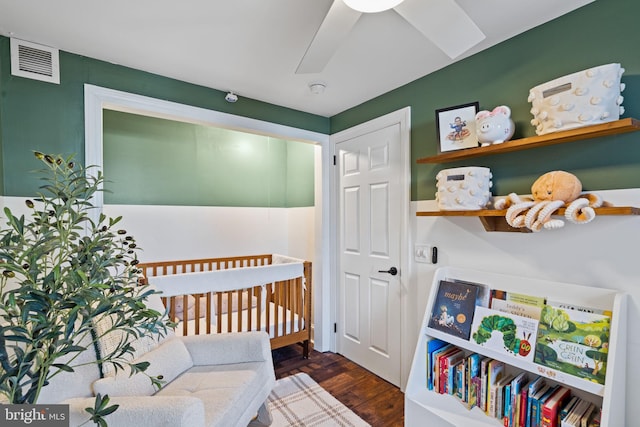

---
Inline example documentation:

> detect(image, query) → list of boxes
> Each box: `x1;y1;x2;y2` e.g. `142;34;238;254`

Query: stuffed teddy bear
494;171;605;232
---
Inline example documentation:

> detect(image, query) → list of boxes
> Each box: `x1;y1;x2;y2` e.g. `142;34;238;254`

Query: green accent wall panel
0;36;328;197
331;0;640;201
103;110;314;207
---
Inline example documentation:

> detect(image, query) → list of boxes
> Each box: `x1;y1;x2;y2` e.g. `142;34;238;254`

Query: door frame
329;106;411;389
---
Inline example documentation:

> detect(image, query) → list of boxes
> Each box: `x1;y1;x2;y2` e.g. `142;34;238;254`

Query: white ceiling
0;0;593;117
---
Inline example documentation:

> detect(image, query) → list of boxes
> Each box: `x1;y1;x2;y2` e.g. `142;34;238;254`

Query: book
480;357;493;412
486;359;506;417
526;377;546;427
449;357;465;396
503;382;512;422
493;374;514;420
545;300;612;317
491;298;543;320
426;338;449;390
559;396;579;423
536;386;559;427
519;385;530;427
509;372;528;427
449;278;491;308
491;289;546;308
561;399;590;427
534;304;611;385
471;306;539;362
541;386;571;427
432;344;456;393
428;280;480;340
439;347;464;394
530;384;552;427
466;353;481;406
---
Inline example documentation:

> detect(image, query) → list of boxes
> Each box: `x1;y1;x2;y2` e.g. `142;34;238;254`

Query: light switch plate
414;244;431;263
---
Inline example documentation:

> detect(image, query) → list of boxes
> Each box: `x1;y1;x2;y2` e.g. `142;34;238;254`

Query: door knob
378;267;398;276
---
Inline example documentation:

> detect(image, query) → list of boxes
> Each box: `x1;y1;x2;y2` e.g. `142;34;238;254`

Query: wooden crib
139;254;312;358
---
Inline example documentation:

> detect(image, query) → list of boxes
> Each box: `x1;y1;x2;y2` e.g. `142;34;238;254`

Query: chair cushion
156;361;272;427
93;336;193;397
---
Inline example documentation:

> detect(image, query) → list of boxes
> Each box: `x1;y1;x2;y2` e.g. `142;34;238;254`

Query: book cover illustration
534;305;610;385
428;280;480;340
471;306;539;362
491;298;542;320
493;289;546;307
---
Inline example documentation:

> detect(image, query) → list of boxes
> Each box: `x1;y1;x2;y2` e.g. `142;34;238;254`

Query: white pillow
92;337;193;397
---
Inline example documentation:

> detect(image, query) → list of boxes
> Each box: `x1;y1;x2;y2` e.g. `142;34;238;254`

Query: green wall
1;0;639;202
103;110;314;207
332;0;640;200
0;36;328;198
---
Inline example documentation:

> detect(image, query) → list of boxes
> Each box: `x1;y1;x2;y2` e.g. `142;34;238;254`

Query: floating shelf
417;118;640;164
416;206;640;232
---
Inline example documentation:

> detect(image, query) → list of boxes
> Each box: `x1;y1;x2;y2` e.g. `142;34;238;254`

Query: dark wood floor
272;344;405;427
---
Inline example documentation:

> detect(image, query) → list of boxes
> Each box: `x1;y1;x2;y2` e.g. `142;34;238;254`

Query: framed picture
436;102;479;153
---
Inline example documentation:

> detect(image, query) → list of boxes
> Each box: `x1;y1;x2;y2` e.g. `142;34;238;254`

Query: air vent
10;38;60;84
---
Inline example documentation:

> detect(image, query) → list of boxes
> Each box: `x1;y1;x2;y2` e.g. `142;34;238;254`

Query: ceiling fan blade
394;0;485;59
296;1;362;74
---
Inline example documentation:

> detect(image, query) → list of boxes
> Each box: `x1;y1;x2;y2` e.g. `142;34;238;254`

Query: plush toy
494;171;605;232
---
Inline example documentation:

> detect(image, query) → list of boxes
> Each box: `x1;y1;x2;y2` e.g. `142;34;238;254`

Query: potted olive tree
0;152;170;425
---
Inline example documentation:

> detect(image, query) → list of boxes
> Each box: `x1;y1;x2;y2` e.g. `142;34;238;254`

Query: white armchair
38;295;276;427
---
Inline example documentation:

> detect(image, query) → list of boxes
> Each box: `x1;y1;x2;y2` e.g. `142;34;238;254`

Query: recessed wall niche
102;110;315;208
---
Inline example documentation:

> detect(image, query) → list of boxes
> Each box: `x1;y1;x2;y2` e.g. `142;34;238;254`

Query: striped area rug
269;373;371;427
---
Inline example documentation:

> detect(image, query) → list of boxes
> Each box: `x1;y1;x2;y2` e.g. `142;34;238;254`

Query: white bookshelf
405;267;627;427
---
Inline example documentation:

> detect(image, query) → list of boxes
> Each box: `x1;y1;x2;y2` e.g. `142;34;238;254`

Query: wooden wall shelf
417;118;640;164
416;206;640;232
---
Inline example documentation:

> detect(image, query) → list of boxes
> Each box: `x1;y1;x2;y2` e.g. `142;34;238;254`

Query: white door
336;121;403;386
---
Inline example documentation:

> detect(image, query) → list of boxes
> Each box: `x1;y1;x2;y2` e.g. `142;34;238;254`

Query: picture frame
436;102;480;153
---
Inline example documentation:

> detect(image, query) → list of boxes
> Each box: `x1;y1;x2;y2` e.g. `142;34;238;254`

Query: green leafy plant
0;152;170;424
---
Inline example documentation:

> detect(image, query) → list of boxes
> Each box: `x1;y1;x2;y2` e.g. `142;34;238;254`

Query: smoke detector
309;82;326;95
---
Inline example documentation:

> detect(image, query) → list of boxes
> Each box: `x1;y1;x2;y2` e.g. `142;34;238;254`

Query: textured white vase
528;63;625;136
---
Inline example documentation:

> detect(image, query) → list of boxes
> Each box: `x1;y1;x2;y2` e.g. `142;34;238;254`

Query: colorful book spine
541;386;571;427
426;338;449;390
527;377;546;427
536;385;559;427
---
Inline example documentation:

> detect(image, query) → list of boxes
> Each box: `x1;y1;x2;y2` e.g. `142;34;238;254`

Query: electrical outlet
414;244;431;263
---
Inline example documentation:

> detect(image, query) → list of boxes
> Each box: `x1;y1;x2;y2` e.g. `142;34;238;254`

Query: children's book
526;377;546;427
536;386;559;427
486;359;505;417
561;399;590;427
480;357;493;412
471;306;539;362
440;348;464;394
426;338;449;390
530;384;552;427
491;298;543;320
491;289;546;308
559;396;579;423
519;384;531;427
428;280;480;340
534;304;611;385
465;353;481;406
432;344;455;393
449;278;491;308
541;386;571;427
493;374;514;420
509;372;528;427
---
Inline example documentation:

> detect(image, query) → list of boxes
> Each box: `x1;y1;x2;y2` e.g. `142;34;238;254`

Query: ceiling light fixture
342;0;405;13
